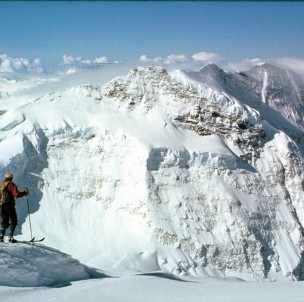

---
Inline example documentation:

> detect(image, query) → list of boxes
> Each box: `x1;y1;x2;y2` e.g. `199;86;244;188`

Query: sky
0;1;304;74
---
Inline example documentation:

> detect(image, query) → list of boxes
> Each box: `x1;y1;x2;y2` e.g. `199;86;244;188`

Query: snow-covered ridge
181;63;304;138
0;64;303;282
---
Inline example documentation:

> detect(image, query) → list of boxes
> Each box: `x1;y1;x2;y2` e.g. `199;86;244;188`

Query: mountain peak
0;64;304;281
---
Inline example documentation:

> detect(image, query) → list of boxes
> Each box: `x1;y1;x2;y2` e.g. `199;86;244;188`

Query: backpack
0;182;10;206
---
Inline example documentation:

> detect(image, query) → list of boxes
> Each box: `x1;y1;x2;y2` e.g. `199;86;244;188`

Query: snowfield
0;243;303;301
0;63;304;300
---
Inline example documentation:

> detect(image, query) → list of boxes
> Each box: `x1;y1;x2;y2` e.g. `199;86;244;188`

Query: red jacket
5;181;27;205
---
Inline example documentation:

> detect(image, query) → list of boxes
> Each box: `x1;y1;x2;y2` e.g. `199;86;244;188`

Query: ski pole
26;197;33;240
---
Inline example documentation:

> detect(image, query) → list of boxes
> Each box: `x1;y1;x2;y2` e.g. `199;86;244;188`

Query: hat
4;173;13;179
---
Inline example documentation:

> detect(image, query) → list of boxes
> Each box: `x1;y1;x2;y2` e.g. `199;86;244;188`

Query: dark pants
0;204;18;236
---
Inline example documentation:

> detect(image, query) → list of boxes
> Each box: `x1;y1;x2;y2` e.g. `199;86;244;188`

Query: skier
0;173;29;243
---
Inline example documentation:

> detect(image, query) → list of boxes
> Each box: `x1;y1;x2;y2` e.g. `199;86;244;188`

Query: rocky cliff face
0;64;303;281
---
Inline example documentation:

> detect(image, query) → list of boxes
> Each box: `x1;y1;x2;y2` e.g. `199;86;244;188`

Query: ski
12;237;35;243
13;237;45;244
31;237;45;243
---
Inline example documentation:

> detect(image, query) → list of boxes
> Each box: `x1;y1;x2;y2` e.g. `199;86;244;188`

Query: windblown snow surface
0;64;304;301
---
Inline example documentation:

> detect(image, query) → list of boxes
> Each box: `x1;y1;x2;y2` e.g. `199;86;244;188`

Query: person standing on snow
0;173;29;243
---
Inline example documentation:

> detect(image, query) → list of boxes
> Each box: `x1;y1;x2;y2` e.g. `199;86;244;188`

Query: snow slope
1;270;304;302
0;243;105;287
0;64;304;287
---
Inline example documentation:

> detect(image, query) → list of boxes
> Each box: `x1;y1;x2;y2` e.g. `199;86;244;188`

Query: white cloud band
139;51;222;66
0;54;43;74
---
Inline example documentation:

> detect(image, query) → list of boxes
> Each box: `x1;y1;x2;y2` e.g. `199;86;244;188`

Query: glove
24;187;29;195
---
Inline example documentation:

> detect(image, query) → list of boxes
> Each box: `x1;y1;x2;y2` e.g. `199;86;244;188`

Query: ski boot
0;228;6;242
8;236;17;243
9;224;17;243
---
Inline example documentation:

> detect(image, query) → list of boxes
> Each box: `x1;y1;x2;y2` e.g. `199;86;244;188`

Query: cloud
62;55;109;67
94;57;109;64
62;55;76;65
192;51;222;62
60;55;122;74
0;54;43;74
66;68;78;75
139;53;190;64
223;57;304;78
164;54;189;64
139;55;163;63
224;58;266;72
139;51;222;68
271;57;304;76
